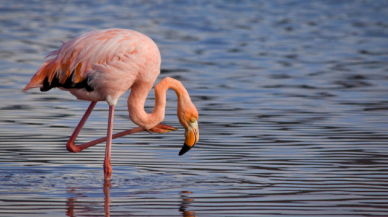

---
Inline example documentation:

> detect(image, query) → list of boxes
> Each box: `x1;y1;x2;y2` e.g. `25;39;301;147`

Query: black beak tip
179;143;193;156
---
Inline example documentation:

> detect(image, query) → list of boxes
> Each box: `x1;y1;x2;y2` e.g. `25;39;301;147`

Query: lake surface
1;0;388;216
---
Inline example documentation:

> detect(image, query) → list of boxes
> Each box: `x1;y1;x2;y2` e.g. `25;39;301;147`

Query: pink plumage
24;28;161;105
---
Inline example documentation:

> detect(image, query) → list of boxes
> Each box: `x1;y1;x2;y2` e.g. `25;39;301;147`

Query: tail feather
23;58;94;92
22;62;52;92
23;56;86;92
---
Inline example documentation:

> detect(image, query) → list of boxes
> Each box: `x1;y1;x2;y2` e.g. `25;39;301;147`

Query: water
1;0;388;216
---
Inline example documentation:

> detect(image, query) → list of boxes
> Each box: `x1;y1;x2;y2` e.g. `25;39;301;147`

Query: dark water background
1;0;388;216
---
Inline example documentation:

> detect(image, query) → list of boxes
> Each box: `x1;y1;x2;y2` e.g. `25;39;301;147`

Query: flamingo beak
179;121;199;156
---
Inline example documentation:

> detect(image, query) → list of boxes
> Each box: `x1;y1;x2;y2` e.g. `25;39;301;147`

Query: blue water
1;0;388;216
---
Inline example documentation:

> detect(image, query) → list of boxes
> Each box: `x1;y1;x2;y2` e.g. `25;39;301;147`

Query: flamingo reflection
65;181;112;217
103;180;111;217
65;181;195;216
179;191;196;217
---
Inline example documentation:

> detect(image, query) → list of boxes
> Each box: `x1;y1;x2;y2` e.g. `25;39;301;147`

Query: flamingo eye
190;118;196;123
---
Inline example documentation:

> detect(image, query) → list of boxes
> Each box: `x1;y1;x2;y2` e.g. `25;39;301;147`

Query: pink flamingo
23;28;199;180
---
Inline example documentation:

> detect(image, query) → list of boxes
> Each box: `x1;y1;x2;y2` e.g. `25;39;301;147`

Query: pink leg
65;102;178;180
103;105;114;180
65;102;178;155
67;116;177;152
66;101;97;153
66;102;149;153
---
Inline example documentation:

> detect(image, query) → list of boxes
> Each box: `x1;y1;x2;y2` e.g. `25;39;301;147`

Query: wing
23;29;146;92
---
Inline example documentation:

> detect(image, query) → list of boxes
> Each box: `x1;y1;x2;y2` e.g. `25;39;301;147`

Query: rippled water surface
1;0;388;216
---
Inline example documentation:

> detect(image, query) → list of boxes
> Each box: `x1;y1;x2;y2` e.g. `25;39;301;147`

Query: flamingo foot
150;124;178;134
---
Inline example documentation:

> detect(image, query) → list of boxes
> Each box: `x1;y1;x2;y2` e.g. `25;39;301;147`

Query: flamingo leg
66;101;98;153
64;102;179;180
66;102;178;156
66;108;177;153
66;102;156;153
103;105;114;180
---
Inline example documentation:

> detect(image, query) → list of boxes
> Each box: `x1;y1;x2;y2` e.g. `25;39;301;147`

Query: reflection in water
103;180;111;217
64;181;196;216
179;191;196;217
65;187;93;217
66;187;77;217
65;180;112;217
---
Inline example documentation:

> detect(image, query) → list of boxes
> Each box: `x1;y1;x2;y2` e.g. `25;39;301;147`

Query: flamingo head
178;104;199;156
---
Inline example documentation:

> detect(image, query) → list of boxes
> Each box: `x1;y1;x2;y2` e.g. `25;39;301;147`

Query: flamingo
23;28;199;180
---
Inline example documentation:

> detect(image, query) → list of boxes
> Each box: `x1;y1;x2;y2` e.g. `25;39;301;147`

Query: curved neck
127;77;192;129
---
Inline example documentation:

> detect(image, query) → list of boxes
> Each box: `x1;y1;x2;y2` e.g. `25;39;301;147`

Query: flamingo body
24;28;161;106
23;29;199;180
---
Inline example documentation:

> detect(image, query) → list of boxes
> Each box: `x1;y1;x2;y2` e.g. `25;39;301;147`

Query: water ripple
1;0;388;216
